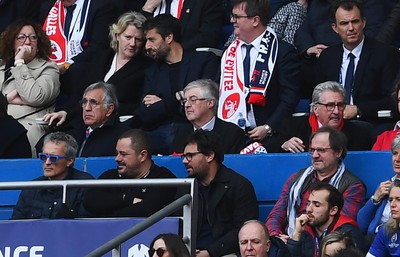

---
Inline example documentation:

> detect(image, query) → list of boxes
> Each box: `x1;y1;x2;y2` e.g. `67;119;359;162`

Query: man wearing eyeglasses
129;14;219;155
37;82;130;157
266;126;365;244
181;129;258;257
266;81;373;153
12;132;94;219
169;79;246;155
218;0;300;146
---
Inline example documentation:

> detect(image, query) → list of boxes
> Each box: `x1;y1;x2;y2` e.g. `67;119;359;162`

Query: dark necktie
344;53;355;104
165;0;173;14
243;44;252;88
64;4;76;40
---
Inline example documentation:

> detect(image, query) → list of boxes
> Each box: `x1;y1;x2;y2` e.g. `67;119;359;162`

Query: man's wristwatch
264;124;272;136
371;195;381;205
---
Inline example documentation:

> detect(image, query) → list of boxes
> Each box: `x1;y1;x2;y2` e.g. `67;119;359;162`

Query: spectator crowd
1;0;400;256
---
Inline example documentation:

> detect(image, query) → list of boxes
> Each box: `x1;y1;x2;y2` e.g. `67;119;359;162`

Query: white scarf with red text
42;0;91;64
218;27;278;126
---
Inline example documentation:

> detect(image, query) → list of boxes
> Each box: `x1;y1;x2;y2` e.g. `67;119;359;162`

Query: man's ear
329;206;339;216
208;99;215;110
139;150;148;162
205;151;215;163
332;22;338;34
251;15;261;27
106;104;115;117
165;33;173;44
66;158;74;168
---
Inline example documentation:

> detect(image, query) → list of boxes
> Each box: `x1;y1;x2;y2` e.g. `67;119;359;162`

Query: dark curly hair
0;19;51;63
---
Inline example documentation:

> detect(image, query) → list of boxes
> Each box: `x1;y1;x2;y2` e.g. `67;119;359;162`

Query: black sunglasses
148;247;166;257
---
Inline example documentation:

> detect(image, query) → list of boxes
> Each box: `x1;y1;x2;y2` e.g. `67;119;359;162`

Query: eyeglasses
230;13;253;22
38;153;68;163
16;33;38;43
80;98;102;108
148;247;166;257
309;148;332;154
182;97;208;106
181;152;203;161
316;102;346;111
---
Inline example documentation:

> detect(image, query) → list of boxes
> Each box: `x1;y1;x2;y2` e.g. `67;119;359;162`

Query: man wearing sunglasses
266;127;365;244
266;81;373;153
181;129;258;257
11;132;94;219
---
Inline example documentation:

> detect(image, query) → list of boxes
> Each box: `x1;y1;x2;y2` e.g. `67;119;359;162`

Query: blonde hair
384;179;400;235
109;11;146;52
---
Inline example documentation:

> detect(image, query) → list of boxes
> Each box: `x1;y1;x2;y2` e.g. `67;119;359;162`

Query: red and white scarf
42;0;90;64
218;28;278;125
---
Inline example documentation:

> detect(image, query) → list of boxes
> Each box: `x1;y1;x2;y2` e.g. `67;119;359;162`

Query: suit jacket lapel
353;39;371;95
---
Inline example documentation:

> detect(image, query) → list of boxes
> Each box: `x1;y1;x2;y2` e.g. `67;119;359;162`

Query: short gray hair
183;79;219;114
392;136;400;152
83;82;119;111
310;81;346;113
43;132;78;158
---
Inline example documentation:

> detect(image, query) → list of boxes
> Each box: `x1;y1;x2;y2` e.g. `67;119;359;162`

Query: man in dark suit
316;0;400;124
140;0;223;50
266;81;373;153
218;0;300;147
131;14;220;155
37;82;130;157
170;79;246;155
294;0;385;97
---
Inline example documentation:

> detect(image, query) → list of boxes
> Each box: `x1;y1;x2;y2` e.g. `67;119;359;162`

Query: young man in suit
316;0;400;124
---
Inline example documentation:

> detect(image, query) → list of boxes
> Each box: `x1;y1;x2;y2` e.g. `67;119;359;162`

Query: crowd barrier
0;151;393;221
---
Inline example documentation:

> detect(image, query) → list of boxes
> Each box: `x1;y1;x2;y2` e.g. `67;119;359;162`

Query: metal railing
0;178;198;257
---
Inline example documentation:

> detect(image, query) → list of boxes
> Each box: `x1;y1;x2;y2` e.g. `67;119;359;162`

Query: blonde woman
367;179;400;256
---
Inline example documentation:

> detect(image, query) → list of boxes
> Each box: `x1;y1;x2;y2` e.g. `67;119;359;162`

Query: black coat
67;113;130;157
196;165;259;257
169;118;246;154
0;115;31;158
316;38;400;121
11;168;94;219
83;162;176;217
266;115;374;152
86;49;153;115
140;0;224;50
35;112;130;157
252;40;301;130
134;50;220;130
